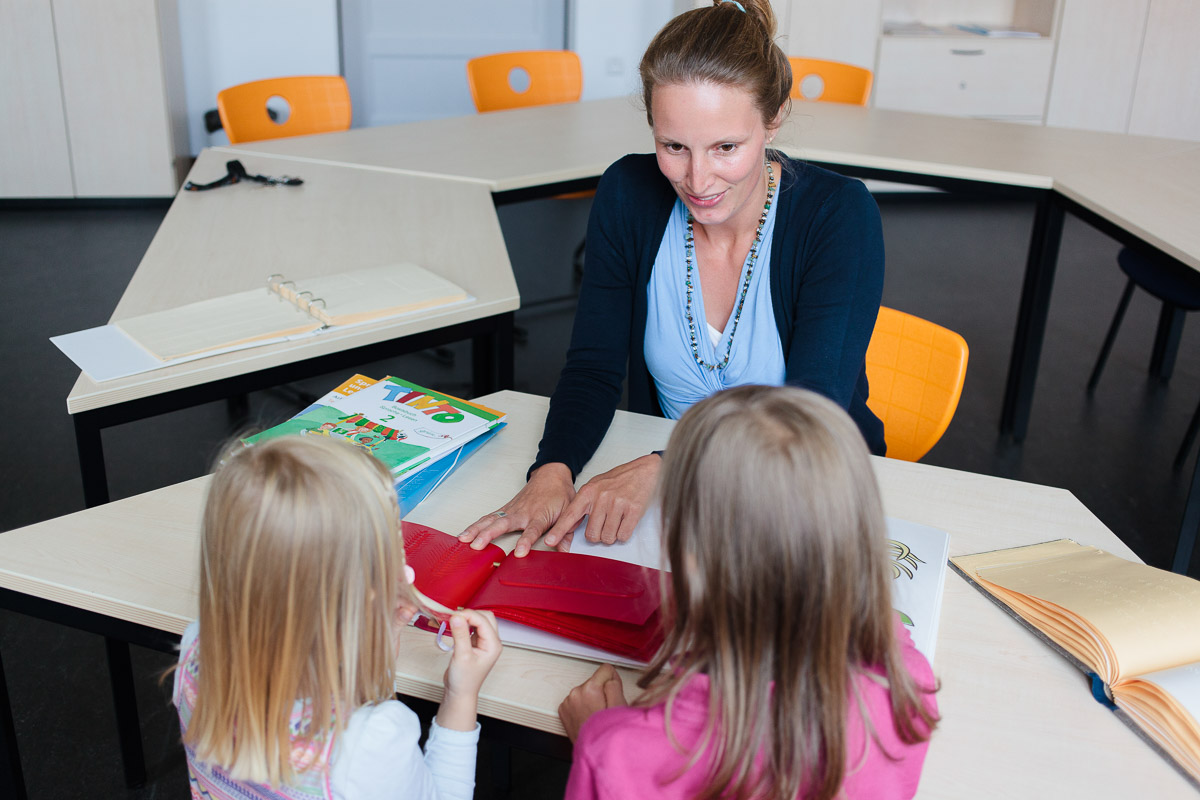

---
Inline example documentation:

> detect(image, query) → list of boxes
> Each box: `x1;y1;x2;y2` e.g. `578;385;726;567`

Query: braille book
951;540;1200;788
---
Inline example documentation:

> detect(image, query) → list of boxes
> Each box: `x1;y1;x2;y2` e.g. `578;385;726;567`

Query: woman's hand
542;454;661;550
459;463;576;557
558;664;628;742
437;609;503;732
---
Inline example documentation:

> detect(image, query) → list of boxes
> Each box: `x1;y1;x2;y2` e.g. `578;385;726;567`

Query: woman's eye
665;143;684;153
718;143;737;153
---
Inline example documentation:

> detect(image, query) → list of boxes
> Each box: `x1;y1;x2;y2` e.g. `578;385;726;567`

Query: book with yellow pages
950;540;1200;788
50;263;471;381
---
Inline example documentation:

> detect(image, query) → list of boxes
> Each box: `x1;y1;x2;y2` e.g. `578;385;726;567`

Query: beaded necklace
684;160;776;372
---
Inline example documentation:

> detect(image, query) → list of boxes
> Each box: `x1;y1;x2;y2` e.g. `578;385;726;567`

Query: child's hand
436;609;502;732
558;664;628;742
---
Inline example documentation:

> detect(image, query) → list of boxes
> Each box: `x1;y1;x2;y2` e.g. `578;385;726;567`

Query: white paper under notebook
51;263;471;382
569;511;950;664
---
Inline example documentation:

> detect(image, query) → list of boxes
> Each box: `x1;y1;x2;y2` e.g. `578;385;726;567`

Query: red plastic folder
402;522;665;661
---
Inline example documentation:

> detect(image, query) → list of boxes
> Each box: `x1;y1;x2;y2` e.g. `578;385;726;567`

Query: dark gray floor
2;189;1198;798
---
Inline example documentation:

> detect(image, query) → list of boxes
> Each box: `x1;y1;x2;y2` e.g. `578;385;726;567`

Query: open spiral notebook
51;263;470;382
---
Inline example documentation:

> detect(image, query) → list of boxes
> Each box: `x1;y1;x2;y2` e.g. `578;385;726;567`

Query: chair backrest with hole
865;307;969;461
217;76;351;144
789;58;873;106
466;51;582;113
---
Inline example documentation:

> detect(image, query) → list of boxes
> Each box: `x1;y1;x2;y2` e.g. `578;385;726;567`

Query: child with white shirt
173;434;500;800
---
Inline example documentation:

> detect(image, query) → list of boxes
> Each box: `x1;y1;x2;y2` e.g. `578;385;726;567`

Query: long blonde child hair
639;385;938;800
186;435;417;786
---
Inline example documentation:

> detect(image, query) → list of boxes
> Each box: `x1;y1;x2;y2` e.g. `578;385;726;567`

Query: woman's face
651;81;776;230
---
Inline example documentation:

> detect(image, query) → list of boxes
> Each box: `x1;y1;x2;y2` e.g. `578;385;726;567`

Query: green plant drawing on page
889;538;924;628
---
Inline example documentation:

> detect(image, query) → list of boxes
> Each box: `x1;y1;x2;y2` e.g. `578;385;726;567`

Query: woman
461;0;884;556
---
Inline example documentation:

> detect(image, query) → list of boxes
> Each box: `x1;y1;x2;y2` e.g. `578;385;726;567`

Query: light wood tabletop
3;390;1195;797
223;95;1198;200
64;149;520;416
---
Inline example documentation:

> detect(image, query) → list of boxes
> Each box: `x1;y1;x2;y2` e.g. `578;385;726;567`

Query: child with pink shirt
559;385;940;800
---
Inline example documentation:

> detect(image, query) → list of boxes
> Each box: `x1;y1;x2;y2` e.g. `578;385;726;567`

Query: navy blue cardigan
531;153;885;479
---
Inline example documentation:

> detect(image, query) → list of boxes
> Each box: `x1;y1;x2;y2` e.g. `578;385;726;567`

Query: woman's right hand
459;462;576;557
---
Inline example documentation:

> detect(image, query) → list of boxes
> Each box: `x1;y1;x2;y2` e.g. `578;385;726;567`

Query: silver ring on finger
492;510;507;518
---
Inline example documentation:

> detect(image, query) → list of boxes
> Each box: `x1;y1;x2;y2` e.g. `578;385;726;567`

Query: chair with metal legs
1087;247;1200;393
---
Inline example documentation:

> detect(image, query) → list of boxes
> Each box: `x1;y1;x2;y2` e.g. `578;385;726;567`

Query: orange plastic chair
789;58;873;106
217;76;351;144
466;50;582;113
865;307;969;462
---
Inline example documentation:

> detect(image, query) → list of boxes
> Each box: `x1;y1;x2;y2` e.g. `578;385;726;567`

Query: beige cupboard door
53;0;185;197
1045;0;1148;134
0;0;75;198
1128;0;1200;141
784;0;882;68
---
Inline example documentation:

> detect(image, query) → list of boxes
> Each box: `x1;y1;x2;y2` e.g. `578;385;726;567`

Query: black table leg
0;648;28;800
472;312;516;396
497;311;515;390
1001;194;1065;442
106;638;146;788
73;413;110;508
1174;455;1200;574
1149;303;1185;382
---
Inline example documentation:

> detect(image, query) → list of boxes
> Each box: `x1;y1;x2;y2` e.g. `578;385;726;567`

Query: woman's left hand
558;664;628;742
542;453;662;550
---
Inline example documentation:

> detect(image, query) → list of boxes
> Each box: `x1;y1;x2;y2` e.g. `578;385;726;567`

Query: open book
50;263;470;381
570;512;949;664
402;523;664;663
406;510;948;668
950;540;1200;787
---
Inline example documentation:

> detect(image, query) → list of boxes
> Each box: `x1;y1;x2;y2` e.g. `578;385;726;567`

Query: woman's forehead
651;81;763;139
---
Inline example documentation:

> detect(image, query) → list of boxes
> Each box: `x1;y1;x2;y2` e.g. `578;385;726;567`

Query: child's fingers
603;672;626;707
454;609;503;655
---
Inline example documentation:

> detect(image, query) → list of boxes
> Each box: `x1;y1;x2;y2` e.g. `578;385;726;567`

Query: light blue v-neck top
644;197;785;420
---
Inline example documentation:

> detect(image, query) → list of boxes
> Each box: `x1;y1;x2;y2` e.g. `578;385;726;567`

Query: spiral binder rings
51;263;473;381
108;263;471;362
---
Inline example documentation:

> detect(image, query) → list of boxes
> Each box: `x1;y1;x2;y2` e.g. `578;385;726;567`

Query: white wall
177;0;339;154
569;0;678;102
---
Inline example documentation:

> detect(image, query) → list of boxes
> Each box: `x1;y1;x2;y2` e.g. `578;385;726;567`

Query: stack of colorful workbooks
243;375;505;515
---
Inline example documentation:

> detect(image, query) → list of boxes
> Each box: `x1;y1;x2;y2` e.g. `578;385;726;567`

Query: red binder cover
402;522;664;661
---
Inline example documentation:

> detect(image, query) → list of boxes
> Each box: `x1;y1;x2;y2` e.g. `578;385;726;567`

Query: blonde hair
640;385;938;800
639;0;792;129
186;435;416;786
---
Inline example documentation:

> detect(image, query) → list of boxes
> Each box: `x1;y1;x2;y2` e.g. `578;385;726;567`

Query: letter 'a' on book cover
951;540;1200;788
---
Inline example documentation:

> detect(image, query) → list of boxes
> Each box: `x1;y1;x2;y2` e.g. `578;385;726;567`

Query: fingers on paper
459;512;516;548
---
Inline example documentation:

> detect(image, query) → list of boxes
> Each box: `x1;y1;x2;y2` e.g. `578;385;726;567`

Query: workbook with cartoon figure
243;375;505;482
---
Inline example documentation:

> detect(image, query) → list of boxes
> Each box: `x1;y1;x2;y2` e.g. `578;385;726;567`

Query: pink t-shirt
565;618;937;800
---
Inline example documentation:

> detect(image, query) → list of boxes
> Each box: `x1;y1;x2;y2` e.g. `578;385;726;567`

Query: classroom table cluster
6;97;1200;798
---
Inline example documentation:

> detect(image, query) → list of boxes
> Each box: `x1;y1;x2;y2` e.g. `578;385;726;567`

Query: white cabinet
1044;0;1148;134
782;0;1199;140
1;0;187;199
0;0;75;197
784;0;881;69
874;36;1054;120
1127;0;1200;140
